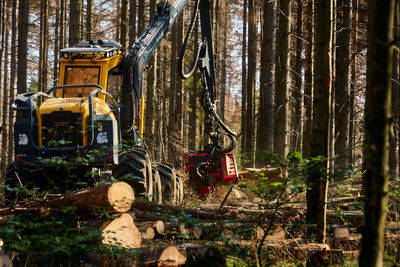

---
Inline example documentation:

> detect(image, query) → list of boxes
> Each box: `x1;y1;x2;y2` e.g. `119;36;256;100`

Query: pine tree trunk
1;3;10;174
256;0;275;167
144;0;157;157
189;18;200;152
137;0;145;35
303;0;313;158
359;0;395;265
241;0;247;155
115;0;121;41
69;0;82;46
390;4;399;178
86;0;93;40
335;0;351;172
60;0;66;49
290;0;303;153
120;0;128;50
349;0;358;169
53;0;60;85
129;0;137;48
17;0;29;94
244;0;256;167
273;0;290;158
8;0;18;163
168;16;184;166
0;0;5;125
306;0;332;243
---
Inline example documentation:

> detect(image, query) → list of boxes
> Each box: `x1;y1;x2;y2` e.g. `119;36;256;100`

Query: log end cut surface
102;213;141;249
158;245;186;266
108;182;135;213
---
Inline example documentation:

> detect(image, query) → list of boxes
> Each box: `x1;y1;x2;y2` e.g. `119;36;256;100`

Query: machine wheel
115;148;153;201
152;167;163;204
154;162;177;205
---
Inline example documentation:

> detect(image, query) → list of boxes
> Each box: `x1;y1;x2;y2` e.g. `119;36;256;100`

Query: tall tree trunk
86;0;93;40
39;0;49;93
189;18;200;152
145;0;157;157
273;0;290;158
8;0;18;163
359;0;395;265
349;0;358;169
168;16;184;166
129;0;137;48
390;4;399;178
115;0;121;41
0;0;5;124
54;0;60;85
306;0;332;243
241;0;247;155
290;0;303;153
244;0;257;166
335;0;352;172
256;0;275;167
303;0;313;158
60;0;66;48
69;0;82;46
137;0;145;36
220;0;228;125
17;0;29;94
1;3;10;174
120;0;128;50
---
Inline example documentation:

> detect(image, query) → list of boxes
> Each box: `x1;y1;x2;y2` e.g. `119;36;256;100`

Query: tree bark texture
274;0;290;158
390;4;399;178
189;18;200;152
349;0;358;168
129;0;137;48
244;0;257;166
303;0;313;158
120;0;128;50
0;1;9;174
86;0;93;40
335;0;352;171
359;0;394;265
69;0;82;46
290;0;303;153
17;0;29;94
256;0;275;167
144;0;157;157
306;0;332;243
8;0;17;163
241;0;247;155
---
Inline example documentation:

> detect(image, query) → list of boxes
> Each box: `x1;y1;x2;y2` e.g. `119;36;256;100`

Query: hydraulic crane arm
121;0;236;153
121;0;190;136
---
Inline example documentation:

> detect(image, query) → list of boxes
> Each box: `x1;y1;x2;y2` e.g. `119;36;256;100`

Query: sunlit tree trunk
306;0;332;243
274;0;290;158
256;0;275;167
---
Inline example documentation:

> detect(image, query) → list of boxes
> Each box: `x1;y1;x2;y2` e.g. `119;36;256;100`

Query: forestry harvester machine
5;0;238;206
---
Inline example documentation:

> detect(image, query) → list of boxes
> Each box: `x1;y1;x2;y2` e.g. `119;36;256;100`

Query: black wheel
115;148;153;200
154;162;177;205
152;167;163;204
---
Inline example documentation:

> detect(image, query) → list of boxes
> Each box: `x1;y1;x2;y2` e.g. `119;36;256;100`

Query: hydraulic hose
178;0;201;79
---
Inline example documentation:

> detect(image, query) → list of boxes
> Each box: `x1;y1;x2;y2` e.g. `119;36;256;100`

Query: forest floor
1;167;400;266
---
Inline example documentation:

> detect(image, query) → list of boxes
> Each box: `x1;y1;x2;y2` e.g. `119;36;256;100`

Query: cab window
63;66;100;97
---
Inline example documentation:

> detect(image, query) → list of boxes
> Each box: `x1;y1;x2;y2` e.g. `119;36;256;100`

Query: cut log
102;213;141;249
158;245;186;266
32;182;135;215
136;220;166;237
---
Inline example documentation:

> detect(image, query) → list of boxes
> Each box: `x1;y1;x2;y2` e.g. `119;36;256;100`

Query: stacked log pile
1;168;400;265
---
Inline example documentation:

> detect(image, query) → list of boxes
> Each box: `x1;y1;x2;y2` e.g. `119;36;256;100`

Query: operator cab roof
60;40;123;59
